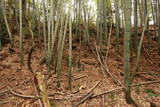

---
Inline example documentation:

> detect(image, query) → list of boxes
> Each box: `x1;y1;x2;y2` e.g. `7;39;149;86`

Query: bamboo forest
0;0;160;107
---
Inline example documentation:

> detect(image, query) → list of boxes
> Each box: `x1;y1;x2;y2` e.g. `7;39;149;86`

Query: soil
0;32;160;107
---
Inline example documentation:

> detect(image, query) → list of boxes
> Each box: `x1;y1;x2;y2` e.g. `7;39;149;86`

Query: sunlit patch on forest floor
0;32;160;107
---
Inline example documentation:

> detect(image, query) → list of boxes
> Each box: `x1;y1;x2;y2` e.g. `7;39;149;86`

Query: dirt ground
0;34;160;107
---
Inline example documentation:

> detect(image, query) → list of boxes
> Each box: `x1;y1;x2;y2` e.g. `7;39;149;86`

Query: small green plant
108;92;116;101
50;101;57;107
144;89;157;97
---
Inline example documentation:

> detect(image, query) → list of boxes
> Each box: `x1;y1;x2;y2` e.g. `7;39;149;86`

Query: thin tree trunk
0;0;2;50
2;0;12;46
131;13;150;81
157;0;160;54
19;0;23;65
123;0;135;104
151;1;157;37
83;2;89;44
133;0;138;53
115;0;120;52
42;0;47;60
68;7;72;90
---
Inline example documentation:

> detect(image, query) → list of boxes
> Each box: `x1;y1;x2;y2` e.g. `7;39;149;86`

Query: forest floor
0;30;160;107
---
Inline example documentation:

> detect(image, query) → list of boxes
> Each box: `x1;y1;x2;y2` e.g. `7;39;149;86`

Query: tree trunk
123;0;134;104
133;0;138;53
157;0;160;55
19;0;23;65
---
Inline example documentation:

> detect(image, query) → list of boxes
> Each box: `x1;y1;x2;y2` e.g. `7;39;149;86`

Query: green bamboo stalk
42;0;47;60
56;6;69;87
0;0;3;50
133;0;138;53
2;0;13;46
123;0;135;104
131;12;150;81
133;0;151;75
68;3;72;90
158;0;160;55
19;0;23;65
115;0;120;52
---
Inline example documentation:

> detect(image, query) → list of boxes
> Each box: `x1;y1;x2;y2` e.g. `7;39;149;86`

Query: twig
86;80;102;95
72;80;102;95
91;87;123;98
73;80;102;107
49;92;66;96
130;80;160;87
7;86;41;99
74;75;87;81
7;86;67;100
0;100;10;104
72;92;93;107
70;90;80;94
143;46;153;65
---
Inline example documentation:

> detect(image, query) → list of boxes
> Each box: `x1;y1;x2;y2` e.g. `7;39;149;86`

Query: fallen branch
91;38;123;87
71;80;102;95
91;80;160;98
72;92;93;107
86;80;102;95
7;86;41;99
0;100;10;104
74;75;87;81
91;87;123;98
130;80;160;87
73;80;102;106
143;46;153;64
7;86;68;100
